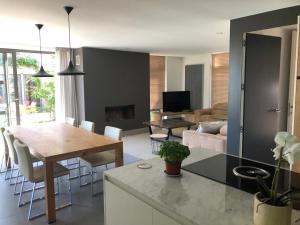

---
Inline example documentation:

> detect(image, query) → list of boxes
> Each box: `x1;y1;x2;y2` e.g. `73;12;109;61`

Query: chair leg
56;177;60;194
91;170;94;196
14;170;20;194
9;164;15;184
79;160;82;186
0;153;4;173
28;183;36;220
5;158;11;180
18;177;25;207
68;174;72;204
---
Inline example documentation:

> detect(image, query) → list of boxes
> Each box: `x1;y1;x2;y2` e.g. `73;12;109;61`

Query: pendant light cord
68;12;72;63
39;28;43;66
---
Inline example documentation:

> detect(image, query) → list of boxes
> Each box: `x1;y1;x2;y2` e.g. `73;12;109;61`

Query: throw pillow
196;121;226;134
219;125;227;136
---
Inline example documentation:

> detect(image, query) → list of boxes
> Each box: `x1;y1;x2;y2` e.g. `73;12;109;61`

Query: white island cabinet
104;148;300;225
104;180;180;225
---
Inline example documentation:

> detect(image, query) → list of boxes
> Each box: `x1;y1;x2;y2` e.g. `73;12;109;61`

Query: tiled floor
0;132;156;225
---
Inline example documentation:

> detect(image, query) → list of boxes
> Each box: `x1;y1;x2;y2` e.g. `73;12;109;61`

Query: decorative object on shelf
236;132;300;225
32;24;54;77
158;141;190;176
58;6;85;76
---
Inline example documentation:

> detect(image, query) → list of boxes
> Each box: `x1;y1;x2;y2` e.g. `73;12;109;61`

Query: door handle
268;108;281;113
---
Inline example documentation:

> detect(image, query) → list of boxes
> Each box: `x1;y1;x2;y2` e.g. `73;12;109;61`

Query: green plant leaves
158;141;190;163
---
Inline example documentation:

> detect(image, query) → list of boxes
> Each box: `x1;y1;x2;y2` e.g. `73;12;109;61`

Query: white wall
163;54;212;109
183;54;212;108
165;56;184;91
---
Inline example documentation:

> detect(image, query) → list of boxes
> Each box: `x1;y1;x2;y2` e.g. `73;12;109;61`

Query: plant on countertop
256;132;300;206
159;141;190;163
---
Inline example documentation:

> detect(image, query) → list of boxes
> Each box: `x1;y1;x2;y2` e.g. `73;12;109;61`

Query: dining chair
65;117;76;126
79;126;122;196
0;128;10;176
14;139;72;220
65;117;79;169
4;130;22;185
4;130;40;194
79;120;95;132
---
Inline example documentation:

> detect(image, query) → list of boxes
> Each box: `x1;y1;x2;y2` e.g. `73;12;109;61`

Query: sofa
184;102;228;123
182;123;227;153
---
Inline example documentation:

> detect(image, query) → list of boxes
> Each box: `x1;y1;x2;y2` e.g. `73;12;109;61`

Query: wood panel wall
150;56;165;110
211;53;229;105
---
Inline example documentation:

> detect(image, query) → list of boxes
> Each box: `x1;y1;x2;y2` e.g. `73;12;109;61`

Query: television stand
152;111;194;120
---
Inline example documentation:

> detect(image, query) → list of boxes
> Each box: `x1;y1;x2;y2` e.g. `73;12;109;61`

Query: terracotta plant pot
165;161;182;175
253;193;292;225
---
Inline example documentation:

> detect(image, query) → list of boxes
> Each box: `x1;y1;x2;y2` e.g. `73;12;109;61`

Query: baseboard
123;127;148;136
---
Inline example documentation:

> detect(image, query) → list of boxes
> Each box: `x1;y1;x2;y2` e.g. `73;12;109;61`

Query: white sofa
182;125;227;153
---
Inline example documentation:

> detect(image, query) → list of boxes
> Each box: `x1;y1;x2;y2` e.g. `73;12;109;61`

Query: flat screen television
163;91;190;112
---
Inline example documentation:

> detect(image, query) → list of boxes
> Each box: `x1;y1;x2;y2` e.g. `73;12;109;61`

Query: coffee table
144;119;196;140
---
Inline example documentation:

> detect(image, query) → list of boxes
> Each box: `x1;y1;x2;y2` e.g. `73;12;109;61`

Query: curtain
55;48;79;126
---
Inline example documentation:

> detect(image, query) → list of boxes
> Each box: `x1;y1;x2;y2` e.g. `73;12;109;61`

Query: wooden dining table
9;122;123;224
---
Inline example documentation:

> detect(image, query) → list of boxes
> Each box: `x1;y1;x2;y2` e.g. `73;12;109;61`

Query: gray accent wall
228;6;300;156
80;47;150;134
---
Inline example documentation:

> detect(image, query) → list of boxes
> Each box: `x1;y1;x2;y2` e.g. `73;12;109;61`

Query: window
211;53;229;105
150;56;165;110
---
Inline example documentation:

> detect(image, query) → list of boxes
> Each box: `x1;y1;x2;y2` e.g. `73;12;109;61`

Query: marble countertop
104;148;300;225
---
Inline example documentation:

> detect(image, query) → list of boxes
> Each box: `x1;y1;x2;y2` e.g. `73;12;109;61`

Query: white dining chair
65;117;78;168
65;117;76;126
3;130;40;194
0;128;10;177
79;120;95;132
79;126;122;196
14;139;72;220
65;120;95;177
4;130;21;185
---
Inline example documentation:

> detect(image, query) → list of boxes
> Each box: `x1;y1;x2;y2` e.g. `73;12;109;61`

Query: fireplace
105;105;135;122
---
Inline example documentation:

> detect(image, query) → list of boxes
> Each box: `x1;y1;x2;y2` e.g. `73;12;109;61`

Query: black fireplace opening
105;104;135;122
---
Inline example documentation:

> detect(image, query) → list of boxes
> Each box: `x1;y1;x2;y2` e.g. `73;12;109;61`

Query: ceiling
0;0;299;55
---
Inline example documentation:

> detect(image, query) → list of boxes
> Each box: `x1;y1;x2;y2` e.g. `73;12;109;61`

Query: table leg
167;129;172;140
44;161;56;223
148;125;153;135
115;142;124;167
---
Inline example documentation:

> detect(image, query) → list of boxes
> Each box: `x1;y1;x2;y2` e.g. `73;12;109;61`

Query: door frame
239;33;247;158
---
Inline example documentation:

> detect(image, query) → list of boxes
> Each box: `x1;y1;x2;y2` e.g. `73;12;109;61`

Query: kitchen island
104;148;300;225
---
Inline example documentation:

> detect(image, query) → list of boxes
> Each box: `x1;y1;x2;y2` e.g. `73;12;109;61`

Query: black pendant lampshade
58;6;85;76
32;24;54;77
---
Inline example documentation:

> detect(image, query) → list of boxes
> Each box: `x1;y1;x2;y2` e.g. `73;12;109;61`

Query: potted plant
253;132;300;225
158;141;190;176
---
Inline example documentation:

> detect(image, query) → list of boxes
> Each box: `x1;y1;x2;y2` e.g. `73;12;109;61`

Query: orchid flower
272;132;299;165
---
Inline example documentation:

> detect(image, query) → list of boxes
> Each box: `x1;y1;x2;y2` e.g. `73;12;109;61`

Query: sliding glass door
0;49;55;127
16;51;55;124
0;51;19;127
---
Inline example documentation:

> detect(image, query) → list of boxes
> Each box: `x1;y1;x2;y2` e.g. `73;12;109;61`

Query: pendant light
32;24;54;77
58;6;85;76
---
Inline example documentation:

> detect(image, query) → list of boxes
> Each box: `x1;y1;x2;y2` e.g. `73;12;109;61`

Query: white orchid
283;143;300;165
272;132;299;165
